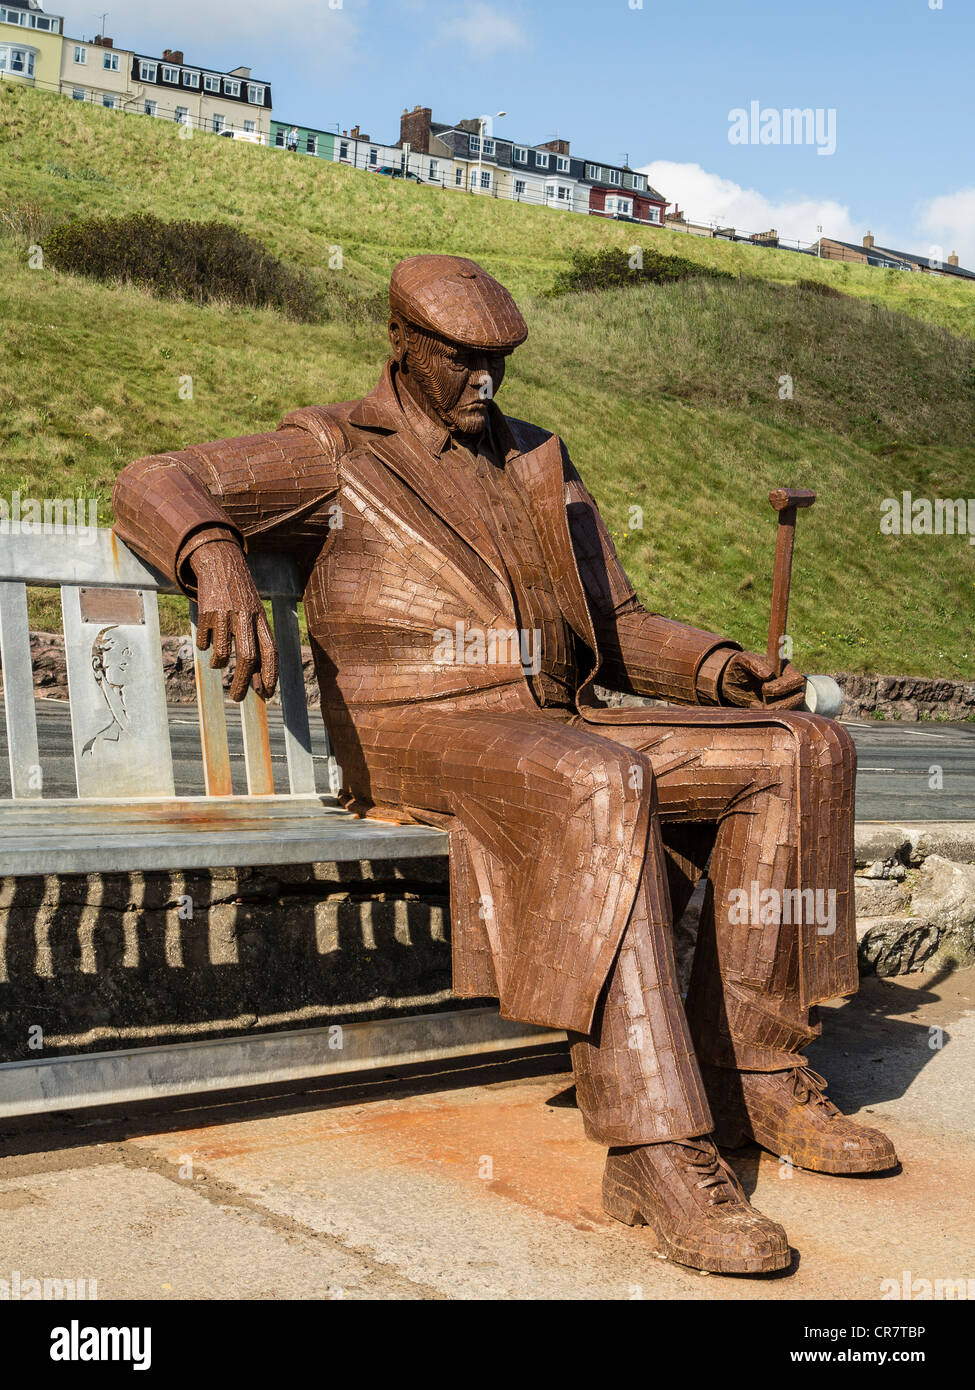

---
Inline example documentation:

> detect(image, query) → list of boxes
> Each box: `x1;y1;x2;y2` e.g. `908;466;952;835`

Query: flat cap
389;254;528;351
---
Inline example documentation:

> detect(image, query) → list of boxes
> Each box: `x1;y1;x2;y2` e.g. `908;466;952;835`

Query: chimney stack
948;251;960;267
863;232;875;248
162;49;185;64
399;104;432;154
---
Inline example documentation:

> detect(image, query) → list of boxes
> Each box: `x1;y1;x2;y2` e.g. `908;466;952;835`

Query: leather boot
706;1063;899;1174
602;1136;791;1274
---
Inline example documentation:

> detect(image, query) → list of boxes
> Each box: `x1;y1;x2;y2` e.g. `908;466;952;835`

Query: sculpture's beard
400;326;503;440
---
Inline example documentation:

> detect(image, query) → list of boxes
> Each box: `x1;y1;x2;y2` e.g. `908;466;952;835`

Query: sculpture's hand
190;540;279;702
719;652;805;710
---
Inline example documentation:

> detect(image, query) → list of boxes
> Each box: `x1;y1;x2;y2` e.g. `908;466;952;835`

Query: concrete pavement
1;966;972;1300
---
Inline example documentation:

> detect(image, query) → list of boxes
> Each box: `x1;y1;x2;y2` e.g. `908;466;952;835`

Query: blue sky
59;0;975;263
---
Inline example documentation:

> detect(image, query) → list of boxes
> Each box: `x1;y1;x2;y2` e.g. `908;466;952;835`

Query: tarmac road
1;700;972;819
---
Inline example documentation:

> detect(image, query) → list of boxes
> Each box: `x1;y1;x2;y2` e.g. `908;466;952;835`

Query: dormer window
469;134;480;154
513;146;527;163
535;151;549;168
139;60;157;81
482;138;495;156
607;168;621;185
183;70;201;88
224;78;241;97
586;163;598;179
247;83;265;104
161;64;180;83
203;74;220;92
556;155;569;172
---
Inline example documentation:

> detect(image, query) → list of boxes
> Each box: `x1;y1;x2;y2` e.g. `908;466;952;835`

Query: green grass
1;83;973;679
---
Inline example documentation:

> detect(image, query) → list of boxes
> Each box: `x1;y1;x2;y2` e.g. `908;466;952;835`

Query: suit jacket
112;362;745;1029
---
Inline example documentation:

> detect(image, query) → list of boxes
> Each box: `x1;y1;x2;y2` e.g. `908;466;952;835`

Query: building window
0;5;59;29
513;146;527;163
244;119;256;133
103;51;120;71
203;74;220;92
606;196;633;217
455;167;463;186
648;206;661;224
143;99;157;116
183;70;201;88
306;133;317;154
161;64;179;83
275;128;285;146
247;83;265;105
369;147;378;165
224;78;241;97
633;174;646;191
0;45;37;77
535;151;549;168
174;106;189;125
338;140;349;160
74;45;87;65
480;170;491;189
102;93;117;108
482;138;495;156
72;87;85;101
513;179;526;197
468;134;480;155
586;163;598;179
212;113;225;133
607;168;621;185
556;156;569;172
139;61;156;81
428;158;439;180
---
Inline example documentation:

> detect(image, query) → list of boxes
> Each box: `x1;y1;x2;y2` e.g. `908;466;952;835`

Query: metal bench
0;528;558;1115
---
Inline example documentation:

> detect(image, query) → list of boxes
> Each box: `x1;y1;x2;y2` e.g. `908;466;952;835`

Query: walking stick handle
767;489;816;675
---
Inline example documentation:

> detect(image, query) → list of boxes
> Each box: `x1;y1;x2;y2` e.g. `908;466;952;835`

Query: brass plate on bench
79;587;146;625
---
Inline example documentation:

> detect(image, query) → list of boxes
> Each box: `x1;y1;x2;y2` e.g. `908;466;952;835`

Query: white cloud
433;3;528;57
917;189;975;271
637;160;860;249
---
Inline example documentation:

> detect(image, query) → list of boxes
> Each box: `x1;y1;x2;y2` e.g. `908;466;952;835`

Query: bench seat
0;795;449;877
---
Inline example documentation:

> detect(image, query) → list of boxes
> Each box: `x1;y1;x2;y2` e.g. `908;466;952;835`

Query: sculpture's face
391;319;509;437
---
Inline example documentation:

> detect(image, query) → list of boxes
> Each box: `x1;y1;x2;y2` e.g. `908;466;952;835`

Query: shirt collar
348;361;521;463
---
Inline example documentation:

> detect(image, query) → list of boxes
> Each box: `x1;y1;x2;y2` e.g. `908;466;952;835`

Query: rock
854;825;910;869
859;859;907;881
856;916;940;976
910;856;975;967
855;877;909;916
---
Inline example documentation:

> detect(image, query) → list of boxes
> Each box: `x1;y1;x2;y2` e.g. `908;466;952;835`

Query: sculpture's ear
388;316;408;365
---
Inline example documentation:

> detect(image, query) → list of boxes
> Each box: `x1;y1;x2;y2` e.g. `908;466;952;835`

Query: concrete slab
1;969;972;1300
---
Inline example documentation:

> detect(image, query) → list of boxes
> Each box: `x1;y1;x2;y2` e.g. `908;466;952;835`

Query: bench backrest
0;528;319;801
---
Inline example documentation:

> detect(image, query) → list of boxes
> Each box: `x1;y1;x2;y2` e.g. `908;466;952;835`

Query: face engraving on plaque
82;625;134;757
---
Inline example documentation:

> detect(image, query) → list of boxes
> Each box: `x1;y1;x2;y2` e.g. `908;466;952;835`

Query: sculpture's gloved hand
719;652;805;710
190;540;279;702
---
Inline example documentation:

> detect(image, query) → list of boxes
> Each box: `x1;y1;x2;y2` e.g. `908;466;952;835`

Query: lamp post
475;109;505;194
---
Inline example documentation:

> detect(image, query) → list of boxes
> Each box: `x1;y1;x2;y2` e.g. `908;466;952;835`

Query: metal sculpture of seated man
112;254;897;1275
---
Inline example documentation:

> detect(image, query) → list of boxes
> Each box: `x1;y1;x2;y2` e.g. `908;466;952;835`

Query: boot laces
673;1138;742;1205
790;1066;839;1116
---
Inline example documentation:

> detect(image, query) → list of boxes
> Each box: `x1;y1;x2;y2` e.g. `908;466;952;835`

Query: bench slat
271;594;317;795
190;607;233;797
61;585;176;798
0;581;42;799
239;686;275;795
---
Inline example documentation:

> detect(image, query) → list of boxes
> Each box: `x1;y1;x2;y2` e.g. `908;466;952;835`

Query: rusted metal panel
79;586;145;625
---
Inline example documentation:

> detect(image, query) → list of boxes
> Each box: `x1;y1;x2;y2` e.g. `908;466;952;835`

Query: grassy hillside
1;83;973;680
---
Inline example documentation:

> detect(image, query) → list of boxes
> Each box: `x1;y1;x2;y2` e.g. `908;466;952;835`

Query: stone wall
9;634;974;724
